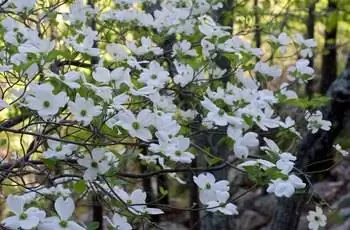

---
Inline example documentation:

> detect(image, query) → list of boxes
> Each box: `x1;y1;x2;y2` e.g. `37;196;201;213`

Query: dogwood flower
172;40;197;57
138;61;169;88
261;138;281;154
294;33;317;58
267;174;306;197
162;136;195;163
206;191;239;215
201;97;237;126
126;36;163;55
104;214;132;230
116;109;154;141
114;188;164;215
306;110;331;134
6;0;36;12
106;43;130;60
43;137;77;159
77;148;111;180
276;152;296;174
25;84;68;118
2;195;46;230
279;116;301;137
230;130;259;159
238;159;275;170
307;206;327;230
294;59;314;75
333;144;349;156
38;197;85;230
68;95;102;125
193;172;229;204
254;61;281;79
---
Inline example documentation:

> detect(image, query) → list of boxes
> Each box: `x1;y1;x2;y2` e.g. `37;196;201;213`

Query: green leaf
159;186;168;196
73;180;87;193
87;222;100;230
42;158;58;170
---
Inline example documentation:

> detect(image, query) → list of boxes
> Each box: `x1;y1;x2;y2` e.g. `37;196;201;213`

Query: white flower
193;172;229;204
68;95;102;125
172;40;197;57
201;39;215;57
238;159;275;170
231;131;259;159
201;97;237;126
138;61;169;88
280;83;298;99
295;59;314;75
126;36;163;56
19;38;55;54
7;0;36;12
77;148;111;180
174;62;194;87
2;195;46;230
276;152;296;174
38;197;85;230
254;61;281;79
279;116;301;138
116;109;154;141
162;136;194;163
334;144;348;156
106;43;130;60
307;206;327;230
25;83;68;118
206;192;238;215
110;67;132;89
267;174;306;198
294;33;317;58
61;71;84;89
92;67;111;83
261;138;281;154
306;111;331;134
43;137;77;159
114;188;164;215
104;214;132;230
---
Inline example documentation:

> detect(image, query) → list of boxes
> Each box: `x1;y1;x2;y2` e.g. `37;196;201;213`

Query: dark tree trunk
319;0;338;95
305;0;318;97
254;0;261;48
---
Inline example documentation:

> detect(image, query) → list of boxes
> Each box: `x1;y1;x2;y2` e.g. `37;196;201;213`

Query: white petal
55;196;75;221
7;195;25;215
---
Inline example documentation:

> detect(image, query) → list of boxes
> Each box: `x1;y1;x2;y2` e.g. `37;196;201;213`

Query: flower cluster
0;0;330;228
194;173;238;215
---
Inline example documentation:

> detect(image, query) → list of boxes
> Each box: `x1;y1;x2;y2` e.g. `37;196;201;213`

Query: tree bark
305;0;318;97
319;0;338;95
254;0;261;48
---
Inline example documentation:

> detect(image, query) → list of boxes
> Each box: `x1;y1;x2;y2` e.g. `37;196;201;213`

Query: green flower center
151;74;157;80
43;100;50;108
127;199;132;205
55;145;63;152
59;220;68;228
132;122;140;130
218;109;225;116
205;183;211;190
19;213;28;220
91;161;98;168
175;151;182;156
80;109;87;117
